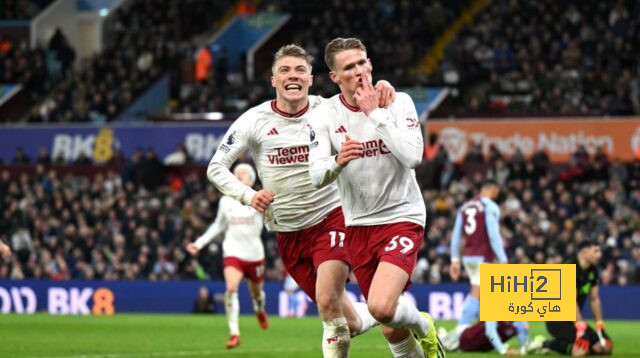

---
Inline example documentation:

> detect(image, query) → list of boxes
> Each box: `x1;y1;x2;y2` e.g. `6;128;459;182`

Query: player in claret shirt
308;37;444;358
208;44;396;357
448;179;509;351
438;320;529;355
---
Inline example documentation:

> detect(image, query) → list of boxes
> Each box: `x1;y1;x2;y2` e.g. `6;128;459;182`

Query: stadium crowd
434;0;640;116
4;0;640;121
0;0;52;19
1;145;639;286
174;0;467;114
2;0;233;123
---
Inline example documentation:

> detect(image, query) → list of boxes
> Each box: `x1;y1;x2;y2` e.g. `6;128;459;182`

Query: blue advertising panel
0;280;637;319
0;123;231;163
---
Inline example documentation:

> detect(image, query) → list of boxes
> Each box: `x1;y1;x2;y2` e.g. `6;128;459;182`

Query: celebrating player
449;179;509;351
208;44;395;357
308;37;443;358
186;164;267;349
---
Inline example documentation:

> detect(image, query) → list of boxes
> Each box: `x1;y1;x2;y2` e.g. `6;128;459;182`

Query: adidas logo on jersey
335;125;347;133
267;128;279;135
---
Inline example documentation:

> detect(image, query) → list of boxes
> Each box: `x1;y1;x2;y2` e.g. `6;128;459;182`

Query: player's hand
0;242;11;257
185;243;199;256
572;339;589;356
374;80;395;108
449;261;461;281
354;73;380;116
505;348;521;356
336;135;363;167
575;320;587;338
251;189;275;213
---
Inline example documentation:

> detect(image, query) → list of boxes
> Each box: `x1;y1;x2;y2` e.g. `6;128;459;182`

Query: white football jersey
193;196;265;261
207;95;341;232
308;92;426;227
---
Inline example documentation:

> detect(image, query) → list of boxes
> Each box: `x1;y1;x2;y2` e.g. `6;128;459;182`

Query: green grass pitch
0;314;636;357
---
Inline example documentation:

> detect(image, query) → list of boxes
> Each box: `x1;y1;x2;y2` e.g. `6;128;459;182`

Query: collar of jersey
271;100;309;118
339;94;361;112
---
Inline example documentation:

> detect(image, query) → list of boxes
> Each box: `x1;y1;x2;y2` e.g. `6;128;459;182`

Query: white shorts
462;256;485;286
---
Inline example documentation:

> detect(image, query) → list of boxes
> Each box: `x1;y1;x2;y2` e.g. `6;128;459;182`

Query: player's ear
309;74;313;86
329;71;339;85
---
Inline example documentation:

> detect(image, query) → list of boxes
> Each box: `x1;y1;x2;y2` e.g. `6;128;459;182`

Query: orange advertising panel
427;118;640;162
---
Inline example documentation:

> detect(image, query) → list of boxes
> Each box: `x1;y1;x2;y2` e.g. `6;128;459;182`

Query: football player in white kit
308;38;444;358
186;164;267;349
207;44;395;357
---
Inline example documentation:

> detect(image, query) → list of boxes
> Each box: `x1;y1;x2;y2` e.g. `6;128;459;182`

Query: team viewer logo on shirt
358;139;391;158
268;146;310;165
480;264;576;321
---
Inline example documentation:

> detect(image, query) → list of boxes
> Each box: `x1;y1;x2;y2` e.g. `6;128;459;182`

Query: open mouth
285;84;302;92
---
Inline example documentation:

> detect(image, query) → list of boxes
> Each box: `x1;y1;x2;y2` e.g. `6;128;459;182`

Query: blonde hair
233;163;256;186
272;44;313;74
324;37;367;70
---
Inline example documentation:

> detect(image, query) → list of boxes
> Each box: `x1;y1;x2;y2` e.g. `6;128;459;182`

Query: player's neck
341;91;359;109
577;254;590;269
275;97;308;115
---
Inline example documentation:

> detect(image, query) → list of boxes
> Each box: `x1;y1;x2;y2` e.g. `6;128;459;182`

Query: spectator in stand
12;147;31;164
0;0;52;19
434;0;640;117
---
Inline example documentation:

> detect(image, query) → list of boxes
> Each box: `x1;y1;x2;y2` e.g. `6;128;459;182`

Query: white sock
225;291;240;336
385;295;430;338
455;323;469;335
322;317;351;358
252;290;266;312
353;301;379;336
388;334;425;358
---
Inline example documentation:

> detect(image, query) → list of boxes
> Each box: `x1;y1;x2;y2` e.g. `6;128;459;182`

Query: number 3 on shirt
329;231;345;248
384;235;414;253
463;207;477;235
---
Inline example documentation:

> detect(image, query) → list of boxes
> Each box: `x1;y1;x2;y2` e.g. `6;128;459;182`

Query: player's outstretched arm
513;321;529;353
308;107;344;188
485;202;508;263
355;75;423;168
187;197;228;255
589;285;603;322
207;115;256;205
485;322;521;355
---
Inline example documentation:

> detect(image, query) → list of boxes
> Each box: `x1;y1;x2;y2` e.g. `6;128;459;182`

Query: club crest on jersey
226;131;236;145
307;124;318;148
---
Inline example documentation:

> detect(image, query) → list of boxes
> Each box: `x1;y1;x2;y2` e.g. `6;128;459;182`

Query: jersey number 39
384;235;414;253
